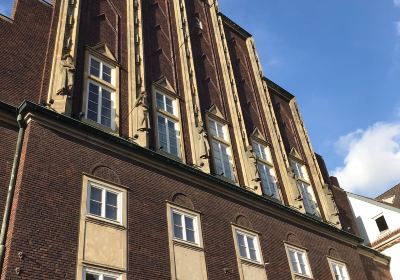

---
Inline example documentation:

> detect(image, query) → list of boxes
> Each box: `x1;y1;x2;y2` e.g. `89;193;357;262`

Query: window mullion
102;188;106;218
181;214;186;241
244;235;249;259
97;85;102;124
165;117;170;152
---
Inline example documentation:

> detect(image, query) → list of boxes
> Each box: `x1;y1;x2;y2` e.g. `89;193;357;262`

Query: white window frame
208;118;236;181
285;244;313;279
252;141;280;200
153;90;182;158
87;181;123;225
85;55;117;130
328;259;350;280
83;267;121;280
170;207;201;246
235;229;262;264
290;159;320;216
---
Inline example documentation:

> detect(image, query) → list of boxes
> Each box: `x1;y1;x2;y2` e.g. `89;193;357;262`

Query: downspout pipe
0;114;25;272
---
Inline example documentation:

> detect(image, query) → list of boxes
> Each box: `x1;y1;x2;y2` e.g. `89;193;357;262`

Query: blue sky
219;0;400;197
1;0;400;197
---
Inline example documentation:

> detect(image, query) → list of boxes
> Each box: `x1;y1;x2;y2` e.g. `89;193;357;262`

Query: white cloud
395;0;400;7
332;122;400;197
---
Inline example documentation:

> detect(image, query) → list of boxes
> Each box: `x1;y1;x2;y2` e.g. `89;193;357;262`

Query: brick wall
0;123;18;222
1;120;374;279
0;0;59;106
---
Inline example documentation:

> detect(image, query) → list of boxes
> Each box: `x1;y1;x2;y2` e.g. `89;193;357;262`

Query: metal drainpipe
0;114;25;272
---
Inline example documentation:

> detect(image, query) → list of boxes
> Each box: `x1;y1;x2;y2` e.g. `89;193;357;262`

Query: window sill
82;118;118;135
293;273;313;280
85;215;125;230
239;258;263;268
157;150;183;163
172;239;203;251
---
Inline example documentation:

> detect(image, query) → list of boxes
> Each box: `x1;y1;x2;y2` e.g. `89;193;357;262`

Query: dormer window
252;141;280;200
154;91;181;158
84;53;118;131
290;159;319;216
208;118;235;181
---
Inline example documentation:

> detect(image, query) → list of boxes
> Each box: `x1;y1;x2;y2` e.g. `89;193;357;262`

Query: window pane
221;144;233;180
247;237;257;261
216;123;224;139
106;205;118;220
101;89;112;128
156;93;164;110
173;213;183;239
89;201;101;216
105;191;118;220
106;192;118;207
167;120;179;156
185;216;194;230
102;65;112;83
88;83;99;121
90;187;102;202
90;59;100;77
237;233;247;258
158;115;168;150
208;120;217;137
289;250;300;273
86;272;100;280
165;97;174;114
186;229;195;243
212;141;223;175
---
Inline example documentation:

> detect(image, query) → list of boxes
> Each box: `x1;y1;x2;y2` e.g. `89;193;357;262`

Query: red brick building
0;0;392;279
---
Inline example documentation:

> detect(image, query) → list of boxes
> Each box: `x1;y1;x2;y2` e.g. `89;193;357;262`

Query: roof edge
263;77;295;101
219;12;252;39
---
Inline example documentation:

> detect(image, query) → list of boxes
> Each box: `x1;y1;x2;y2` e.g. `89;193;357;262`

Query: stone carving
134;92;150;132
56;54;75;97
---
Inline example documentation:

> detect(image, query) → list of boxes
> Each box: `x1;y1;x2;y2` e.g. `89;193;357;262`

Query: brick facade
0;0;393;279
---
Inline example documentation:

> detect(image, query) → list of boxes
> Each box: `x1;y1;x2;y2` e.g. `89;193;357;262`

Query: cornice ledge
15;101;362;247
357;244;391;265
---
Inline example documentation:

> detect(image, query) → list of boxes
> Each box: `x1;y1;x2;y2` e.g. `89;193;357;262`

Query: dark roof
263;77;295;101
375;183;400;209
219;13;252;39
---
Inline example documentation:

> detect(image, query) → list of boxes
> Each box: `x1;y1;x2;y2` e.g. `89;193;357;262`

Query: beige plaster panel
83;221;126;269
242;263;268;280
174;245;208;280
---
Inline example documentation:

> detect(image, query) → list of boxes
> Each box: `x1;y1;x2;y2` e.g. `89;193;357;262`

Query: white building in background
347;186;400;280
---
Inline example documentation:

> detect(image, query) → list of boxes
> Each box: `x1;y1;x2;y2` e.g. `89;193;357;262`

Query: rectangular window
209;119;235;181
88;182;121;223
235;230;261;263
171;209;199;245
84;267;120;280
155;92;181;158
291;159;308;181
328;260;350;280
253;141;279;199
375;216;389;232
297;181;318;216
286;246;312;278
86;57;116;129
